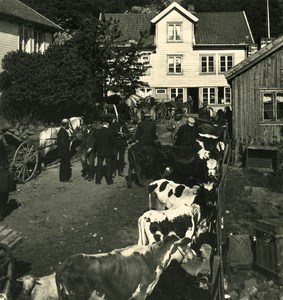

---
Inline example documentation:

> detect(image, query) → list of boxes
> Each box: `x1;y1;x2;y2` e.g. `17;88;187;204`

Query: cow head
206;159;219;178
16;275;41;294
173;237;196;264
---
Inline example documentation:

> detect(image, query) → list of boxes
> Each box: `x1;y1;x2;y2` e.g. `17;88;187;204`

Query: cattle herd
16;121;227;300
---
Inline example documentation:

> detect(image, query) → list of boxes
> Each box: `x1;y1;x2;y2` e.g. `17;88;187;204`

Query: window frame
202;87;216;105
167;22;183;42
200;55;216;74
170;88;184;100
33;30;45;53
217;87;231;104
19;26;31;53
141;54;150;75
167;55;183;75
261;89;283;122
219;54;234;73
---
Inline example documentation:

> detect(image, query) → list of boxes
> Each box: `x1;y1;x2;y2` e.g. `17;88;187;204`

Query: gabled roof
151;1;198;24
195;12;254;45
225;34;283;81
103;8;254;47
102;13;156;48
0;0;62;31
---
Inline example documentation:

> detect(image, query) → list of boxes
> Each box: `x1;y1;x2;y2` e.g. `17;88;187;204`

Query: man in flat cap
57;119;72;182
174;116;199;148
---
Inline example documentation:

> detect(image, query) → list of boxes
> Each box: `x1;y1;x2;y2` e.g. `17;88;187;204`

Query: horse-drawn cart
4;117;82;183
4;130;41;183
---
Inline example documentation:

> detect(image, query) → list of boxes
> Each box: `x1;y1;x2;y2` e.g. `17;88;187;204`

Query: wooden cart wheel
156;103;167;123
12;140;39;182
0;243;13;297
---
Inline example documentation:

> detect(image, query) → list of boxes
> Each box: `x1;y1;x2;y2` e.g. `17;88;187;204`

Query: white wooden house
0;0;62;72
103;2;255;112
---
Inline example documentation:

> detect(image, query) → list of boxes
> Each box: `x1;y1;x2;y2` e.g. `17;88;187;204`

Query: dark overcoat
95;127;116;158
57;127;70;156
135;118;157;145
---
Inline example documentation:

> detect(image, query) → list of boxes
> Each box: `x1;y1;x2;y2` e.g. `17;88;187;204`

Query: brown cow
56;233;195;300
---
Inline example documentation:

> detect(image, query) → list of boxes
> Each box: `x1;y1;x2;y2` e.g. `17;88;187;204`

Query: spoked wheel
156;103;167;123
12;140;39;183
0;243;13;297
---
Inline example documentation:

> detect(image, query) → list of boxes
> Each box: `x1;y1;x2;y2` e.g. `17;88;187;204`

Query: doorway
187;88;199;113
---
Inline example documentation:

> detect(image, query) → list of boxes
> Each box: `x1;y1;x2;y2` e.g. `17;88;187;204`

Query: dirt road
5;159;148;279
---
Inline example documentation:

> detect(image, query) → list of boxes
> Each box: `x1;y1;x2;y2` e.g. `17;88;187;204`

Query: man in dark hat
135;111;157;146
57;119;72;182
110;117;130;177
174;116;199;148
80;121;96;181
94;119;116;185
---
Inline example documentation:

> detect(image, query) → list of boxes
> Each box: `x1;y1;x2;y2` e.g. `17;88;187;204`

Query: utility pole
267;0;271;38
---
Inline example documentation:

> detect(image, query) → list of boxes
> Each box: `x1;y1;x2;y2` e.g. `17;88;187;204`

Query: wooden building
102;1;254;112
225;35;283;169
0;0;62;72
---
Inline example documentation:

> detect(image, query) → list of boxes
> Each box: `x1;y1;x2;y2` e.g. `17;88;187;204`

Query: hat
188;117;195;126
61;118;69;124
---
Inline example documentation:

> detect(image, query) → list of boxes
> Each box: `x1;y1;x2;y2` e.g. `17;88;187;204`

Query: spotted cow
148;179;216;217
148;179;199;210
138;204;201;246
56;233;195;300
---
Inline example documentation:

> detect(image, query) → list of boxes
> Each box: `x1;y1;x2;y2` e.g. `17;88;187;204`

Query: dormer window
167;23;182;42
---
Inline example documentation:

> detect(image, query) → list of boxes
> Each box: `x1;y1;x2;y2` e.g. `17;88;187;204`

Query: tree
68;17;149;99
0;18;149;122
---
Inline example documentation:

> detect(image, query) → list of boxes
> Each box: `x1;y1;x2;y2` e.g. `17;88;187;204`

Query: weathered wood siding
231;48;283;150
0;20;19;72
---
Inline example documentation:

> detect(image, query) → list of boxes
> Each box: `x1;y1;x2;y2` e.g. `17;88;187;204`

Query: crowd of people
0;98;233;219
56;99;233;185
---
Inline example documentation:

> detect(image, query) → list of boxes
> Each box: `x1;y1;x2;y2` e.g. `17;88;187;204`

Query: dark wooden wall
230;48;283;163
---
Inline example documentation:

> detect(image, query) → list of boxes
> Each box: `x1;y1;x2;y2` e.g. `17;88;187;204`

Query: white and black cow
148;179;216;218
138;204;201;246
56;233;195;300
148;179;200;210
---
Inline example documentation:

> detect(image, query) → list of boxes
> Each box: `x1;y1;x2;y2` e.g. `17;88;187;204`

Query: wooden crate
255;218;283;283
245;145;278;172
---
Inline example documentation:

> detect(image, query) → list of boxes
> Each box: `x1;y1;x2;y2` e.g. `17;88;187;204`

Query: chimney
248;44;258;56
187;4;195;14
260;37;274;49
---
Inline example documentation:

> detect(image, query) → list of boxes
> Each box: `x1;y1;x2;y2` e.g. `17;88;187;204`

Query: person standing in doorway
57;119;72;182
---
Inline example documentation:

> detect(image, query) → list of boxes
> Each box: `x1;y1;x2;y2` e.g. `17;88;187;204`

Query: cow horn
34;279;42;285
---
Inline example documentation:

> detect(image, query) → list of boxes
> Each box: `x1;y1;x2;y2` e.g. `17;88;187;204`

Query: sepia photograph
0;0;283;299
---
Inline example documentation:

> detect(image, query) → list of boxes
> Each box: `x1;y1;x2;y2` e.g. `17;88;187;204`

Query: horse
38;117;83;168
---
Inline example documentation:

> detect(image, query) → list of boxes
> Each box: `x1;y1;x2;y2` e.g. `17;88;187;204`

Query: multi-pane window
262;90;283;121
168;55;182;74
20;27;45;53
200;55;215;73
19;27;31;52
203;88;216;104
218;87;231;104
141;55;150;75
171;88;183;100
167;23;182;41
33;31;44;53
219;55;233;72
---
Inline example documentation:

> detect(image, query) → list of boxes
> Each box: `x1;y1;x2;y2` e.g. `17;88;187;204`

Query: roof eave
151;1;198;24
225;39;283;81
